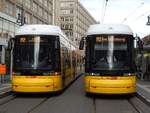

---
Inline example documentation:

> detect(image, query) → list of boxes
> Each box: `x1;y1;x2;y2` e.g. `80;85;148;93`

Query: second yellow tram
80;24;136;95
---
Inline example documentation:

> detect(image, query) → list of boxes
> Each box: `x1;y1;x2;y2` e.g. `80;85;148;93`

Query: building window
3;20;9;31
38;6;43;16
60;3;65;7
61;10;73;15
9;22;15;33
32;16;38;24
0;19;3;29
65;31;73;38
48;2;52;11
33;2;38;13
16;0;23;4
65;17;69;22
61;17;74;22
25;12;31;24
61;24;65;29
48;14;52;23
43;11;48;20
38;0;43;4
61;17;64;21
65;24;69;29
0;18;17;38
43;0;48;8
38;20;43;24
25;0;31;9
65;32;69;36
70;32;73;37
61;24;73;30
5;1;14;16
70;17;73;21
70;10;73;14
70;24;73;29
60;2;74;7
61;10;69;15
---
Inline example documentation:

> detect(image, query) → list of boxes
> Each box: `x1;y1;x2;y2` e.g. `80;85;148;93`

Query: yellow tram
12;25;82;93
80;24;136;94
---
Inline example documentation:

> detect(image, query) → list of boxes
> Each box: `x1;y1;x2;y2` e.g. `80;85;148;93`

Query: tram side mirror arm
79;37;85;50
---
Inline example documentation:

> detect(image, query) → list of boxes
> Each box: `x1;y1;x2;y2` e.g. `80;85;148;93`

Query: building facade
0;0;53;38
55;0;97;45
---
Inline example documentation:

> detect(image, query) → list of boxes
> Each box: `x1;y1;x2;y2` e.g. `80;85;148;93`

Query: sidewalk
0;83;11;96
137;80;150;102
0;74;11;96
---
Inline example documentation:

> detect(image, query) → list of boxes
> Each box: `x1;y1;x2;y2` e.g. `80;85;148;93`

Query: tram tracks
92;97;96;113
136;93;150;107
128;94;150;113
0;94;51;113
127;94;150;113
128;97;142;113
90;93;150;113
27;97;50;113
0;93;16;106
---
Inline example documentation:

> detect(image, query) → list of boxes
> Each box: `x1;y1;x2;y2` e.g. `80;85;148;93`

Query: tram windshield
85;35;135;74
13;35;60;74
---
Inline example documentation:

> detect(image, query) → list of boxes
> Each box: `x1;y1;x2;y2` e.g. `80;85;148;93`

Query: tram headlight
123;73;134;76
12;72;21;76
54;72;59;75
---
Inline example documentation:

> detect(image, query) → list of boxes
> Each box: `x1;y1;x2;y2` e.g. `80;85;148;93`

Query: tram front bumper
12;76;62;93
85;76;136;94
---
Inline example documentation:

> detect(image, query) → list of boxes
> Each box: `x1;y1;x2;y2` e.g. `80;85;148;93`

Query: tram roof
15;24;78;50
85;24;133;36
16;24;63;36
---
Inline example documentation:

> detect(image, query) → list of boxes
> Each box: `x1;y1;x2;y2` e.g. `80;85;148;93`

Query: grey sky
80;0;150;37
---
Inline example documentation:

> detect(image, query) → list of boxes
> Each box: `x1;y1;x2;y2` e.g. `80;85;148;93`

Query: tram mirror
136;36;143;51
79;37;84;50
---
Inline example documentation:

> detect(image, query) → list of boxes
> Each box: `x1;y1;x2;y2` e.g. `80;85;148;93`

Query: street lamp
146;15;150;25
16;5;26;26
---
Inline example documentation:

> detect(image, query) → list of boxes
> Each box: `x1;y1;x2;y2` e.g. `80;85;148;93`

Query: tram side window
65;49;70;69
72;51;76;67
54;37;61;71
62;47;71;69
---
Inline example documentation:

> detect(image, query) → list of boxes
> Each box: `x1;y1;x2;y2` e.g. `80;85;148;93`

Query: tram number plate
106;77;117;80
26;76;37;78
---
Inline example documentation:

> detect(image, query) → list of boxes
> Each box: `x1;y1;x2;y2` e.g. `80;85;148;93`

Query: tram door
61;46;71;87
72;51;76;79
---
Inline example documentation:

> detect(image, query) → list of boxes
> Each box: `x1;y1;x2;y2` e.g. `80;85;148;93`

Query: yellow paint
12;75;62;93
85;75;136;94
64;68;73;86
144;53;150;57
